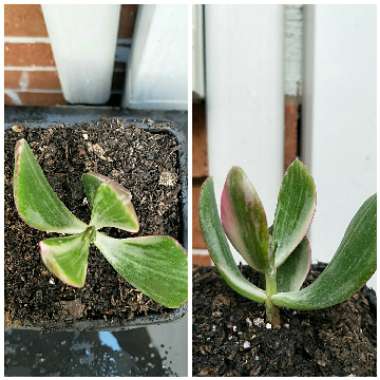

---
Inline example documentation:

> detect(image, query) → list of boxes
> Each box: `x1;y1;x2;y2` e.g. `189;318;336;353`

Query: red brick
5;70;61;90
193;181;207;249
193;254;211;267
118;5;138;38
284;95;299;170
5;43;55;66
4;93;13;105
5;5;48;37
5;91;66;106
193;101;208;178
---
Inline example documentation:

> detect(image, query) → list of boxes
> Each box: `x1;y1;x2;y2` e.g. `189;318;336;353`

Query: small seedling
200;159;376;326
13;139;187;308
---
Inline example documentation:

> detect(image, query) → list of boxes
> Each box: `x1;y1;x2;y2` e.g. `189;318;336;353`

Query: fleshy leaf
276;237;311;292
82;172;120;208
14;139;88;233
272;159;316;267
272;194;376;310
81;172;105;208
82;173;139;233
40;229;93;287
199;178;267;303
221;167;269;272
94;232;188;308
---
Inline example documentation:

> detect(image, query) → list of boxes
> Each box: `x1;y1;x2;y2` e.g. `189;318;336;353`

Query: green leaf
82;173;139;233
13;139;87;233
40;229;93;288
94;232;188;308
276;237;311;292
199;178;267;303
81;172;105;208
272;194;377;310
272;159;316;267
221;167;269;272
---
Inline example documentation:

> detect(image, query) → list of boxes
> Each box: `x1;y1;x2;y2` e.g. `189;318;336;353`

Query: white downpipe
42;5;120;104
123;5;188;110
302;5;376;287
192;5;205;99
205;5;284;264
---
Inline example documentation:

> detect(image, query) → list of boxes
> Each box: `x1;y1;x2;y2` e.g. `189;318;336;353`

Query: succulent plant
199;159;376;325
13;139;188;308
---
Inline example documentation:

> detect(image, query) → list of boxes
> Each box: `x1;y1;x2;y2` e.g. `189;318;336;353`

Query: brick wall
4;4;137;106
192;101;211;266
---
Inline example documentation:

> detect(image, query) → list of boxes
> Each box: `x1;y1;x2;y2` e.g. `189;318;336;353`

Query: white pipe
42;5;120;104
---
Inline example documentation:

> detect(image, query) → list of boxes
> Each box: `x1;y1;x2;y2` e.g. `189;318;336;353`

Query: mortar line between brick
193;249;209;256
5;66;126;73
5;36;132;45
5;88;124;95
5;66;57;71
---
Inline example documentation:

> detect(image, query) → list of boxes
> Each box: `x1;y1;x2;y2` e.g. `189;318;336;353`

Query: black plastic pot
5;106;188;376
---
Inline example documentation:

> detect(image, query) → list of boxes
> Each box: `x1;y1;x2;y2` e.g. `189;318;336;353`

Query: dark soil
193;264;376;377
5;118;183;328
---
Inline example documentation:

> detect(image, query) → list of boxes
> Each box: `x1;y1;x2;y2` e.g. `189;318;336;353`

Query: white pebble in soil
159;171;177;187
253;317;265;327
243;341;251;350
12;124;24;133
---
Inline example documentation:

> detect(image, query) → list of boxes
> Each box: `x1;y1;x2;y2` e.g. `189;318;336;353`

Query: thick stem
265;267;281;327
85;226;96;243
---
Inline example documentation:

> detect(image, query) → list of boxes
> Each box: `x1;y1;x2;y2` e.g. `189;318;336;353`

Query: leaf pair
14;139;188;308
220;160;315;292
200;159;377;310
273;193;377;310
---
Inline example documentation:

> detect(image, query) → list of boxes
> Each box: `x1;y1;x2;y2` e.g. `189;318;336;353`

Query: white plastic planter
205;5;284;264
192;5;205;99
42;5;120;104
123;5;188;110
302;5;376;287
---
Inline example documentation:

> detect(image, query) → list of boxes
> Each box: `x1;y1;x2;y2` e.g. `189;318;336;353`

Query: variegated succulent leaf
221;167;269;272
272;159;316;267
200;178;267;303
82;172;139;233
272;194;376;310
13;139;88;234
276;236;311;292
94;232;188;308
40;228;93;287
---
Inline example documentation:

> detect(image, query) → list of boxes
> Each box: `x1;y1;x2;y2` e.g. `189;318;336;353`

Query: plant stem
85;226;96;243
265;267;281;327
